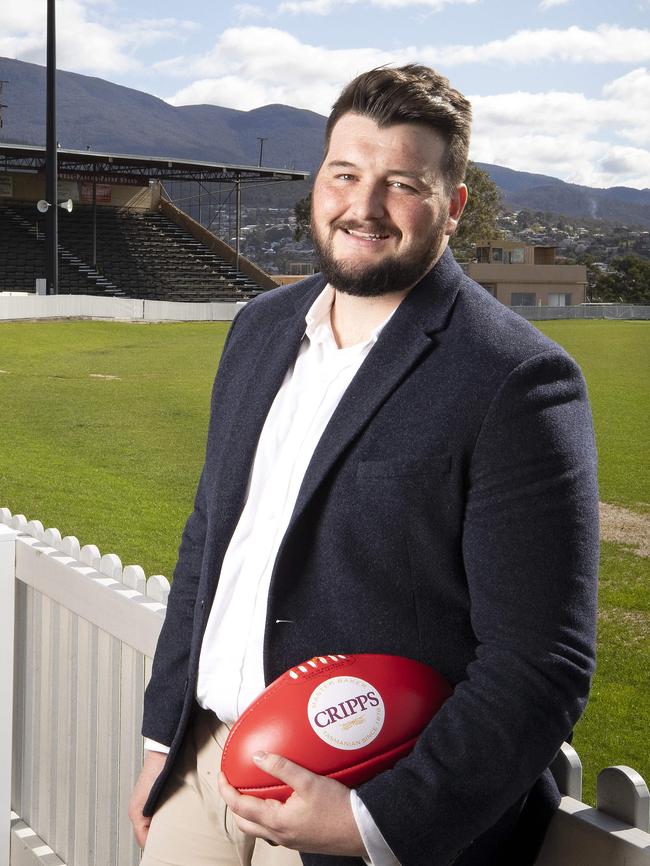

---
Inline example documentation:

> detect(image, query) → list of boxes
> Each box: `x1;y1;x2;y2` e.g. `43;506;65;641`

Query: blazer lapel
211;278;325;529
287;248;463;531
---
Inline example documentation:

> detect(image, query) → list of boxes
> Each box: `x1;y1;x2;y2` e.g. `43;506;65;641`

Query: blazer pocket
357;454;451;480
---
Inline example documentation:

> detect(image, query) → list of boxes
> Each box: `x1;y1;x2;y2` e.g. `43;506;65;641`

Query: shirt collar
304;283;396;350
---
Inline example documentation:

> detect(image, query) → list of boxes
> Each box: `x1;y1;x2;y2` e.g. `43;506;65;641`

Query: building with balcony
465;241;588;306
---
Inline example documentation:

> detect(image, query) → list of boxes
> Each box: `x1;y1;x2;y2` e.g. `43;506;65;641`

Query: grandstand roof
0;143;310;185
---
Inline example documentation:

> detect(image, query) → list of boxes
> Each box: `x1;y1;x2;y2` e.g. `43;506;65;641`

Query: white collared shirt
147;284;400;866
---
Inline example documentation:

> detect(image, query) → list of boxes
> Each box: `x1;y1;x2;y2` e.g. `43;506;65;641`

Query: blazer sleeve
141;310;245;745
357;348;600;866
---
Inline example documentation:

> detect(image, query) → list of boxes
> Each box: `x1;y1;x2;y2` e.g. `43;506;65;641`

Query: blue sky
2;0;649;188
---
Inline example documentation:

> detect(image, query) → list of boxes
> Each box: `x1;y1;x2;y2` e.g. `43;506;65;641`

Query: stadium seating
0;201;267;301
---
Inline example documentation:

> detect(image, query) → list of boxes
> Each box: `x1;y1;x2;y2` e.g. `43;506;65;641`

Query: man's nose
350;182;386;221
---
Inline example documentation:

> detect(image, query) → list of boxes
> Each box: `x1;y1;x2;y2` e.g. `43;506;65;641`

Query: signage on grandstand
0;175;12;197
80;183;112;203
59;170;144;186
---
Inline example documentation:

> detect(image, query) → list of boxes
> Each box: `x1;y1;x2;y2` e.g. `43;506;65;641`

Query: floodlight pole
257;137;268;167
45;0;58;295
92;162;97;268
235;177;241;270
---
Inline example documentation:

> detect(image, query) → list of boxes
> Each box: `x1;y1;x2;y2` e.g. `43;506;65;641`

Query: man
129;65;599;866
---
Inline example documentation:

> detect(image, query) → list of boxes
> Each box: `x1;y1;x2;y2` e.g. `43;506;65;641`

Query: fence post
550;741;583;800
0;524;17;866
597;766;650;831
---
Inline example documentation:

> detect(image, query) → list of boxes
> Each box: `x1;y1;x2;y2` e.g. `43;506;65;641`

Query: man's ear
445;183;468;236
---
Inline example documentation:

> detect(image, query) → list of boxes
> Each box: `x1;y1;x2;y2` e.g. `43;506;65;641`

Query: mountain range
1;55;649;227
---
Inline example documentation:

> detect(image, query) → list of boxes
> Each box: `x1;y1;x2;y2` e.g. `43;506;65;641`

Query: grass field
536;320;649;511
1;317;648;804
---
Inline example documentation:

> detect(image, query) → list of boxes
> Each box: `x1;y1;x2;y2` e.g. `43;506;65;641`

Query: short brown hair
325;64;472;193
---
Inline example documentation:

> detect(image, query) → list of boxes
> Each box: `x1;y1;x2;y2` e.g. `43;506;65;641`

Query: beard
311;210;448;298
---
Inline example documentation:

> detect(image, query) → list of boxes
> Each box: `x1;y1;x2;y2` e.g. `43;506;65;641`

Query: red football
221;653;452;800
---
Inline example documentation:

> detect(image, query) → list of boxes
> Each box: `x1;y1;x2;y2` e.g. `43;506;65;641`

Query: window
511;293;536;306
481;283;497;296
548;293;572;307
509;248;525;263
492;248;503;263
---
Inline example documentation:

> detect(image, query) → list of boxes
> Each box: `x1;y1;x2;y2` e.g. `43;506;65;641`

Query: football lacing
288;654;348;679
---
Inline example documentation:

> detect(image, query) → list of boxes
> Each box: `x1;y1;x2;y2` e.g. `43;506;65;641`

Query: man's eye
390;181;417;192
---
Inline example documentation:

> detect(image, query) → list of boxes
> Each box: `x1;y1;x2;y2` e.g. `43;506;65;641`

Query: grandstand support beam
45;0;58;295
235;178;241;269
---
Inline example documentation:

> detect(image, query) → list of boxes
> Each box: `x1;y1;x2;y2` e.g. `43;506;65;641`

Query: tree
590;256;650;304
516;209;535;230
450;162;502;262
294;192;312;241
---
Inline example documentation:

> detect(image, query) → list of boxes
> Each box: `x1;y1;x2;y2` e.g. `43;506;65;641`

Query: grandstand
0;144;309;301
1;200;270;301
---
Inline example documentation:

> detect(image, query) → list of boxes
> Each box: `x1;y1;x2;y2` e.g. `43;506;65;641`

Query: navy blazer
143;249;599;866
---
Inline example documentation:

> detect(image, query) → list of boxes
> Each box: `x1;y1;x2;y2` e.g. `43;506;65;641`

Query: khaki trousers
141;708;303;866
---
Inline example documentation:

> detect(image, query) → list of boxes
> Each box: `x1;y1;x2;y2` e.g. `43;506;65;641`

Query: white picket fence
1;509;649;866
0;511;169;866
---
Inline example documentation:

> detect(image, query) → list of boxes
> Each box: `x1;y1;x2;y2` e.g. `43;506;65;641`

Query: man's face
311;113;466;297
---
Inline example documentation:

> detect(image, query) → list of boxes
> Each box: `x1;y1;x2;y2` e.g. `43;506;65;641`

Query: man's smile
343;228;391;242
334;222;398;248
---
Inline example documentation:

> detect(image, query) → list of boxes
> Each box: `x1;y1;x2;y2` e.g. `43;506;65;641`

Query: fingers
132;815;151;849
218;751;318;826
129;755;165;848
218;751;316;823
218;771;286;844
251;751;315;793
233;814;283;844
218;758;366;856
218;771;286;825
218;770;280;820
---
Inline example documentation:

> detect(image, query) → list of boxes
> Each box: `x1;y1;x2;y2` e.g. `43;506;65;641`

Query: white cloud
234;4;271;21
0;0;198;75
601;67;650;147
599;146;650;183
539;0;572;9
422;25;650;66
469;70;650;187
162;27;401;109
168;75;306;110
161;26;650;109
179;25;650;75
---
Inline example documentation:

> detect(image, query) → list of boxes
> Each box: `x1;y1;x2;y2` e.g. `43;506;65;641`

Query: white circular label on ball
308;676;385;750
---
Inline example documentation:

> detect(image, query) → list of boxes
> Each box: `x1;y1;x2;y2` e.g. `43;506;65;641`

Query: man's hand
218;751;368;857
128;750;167;848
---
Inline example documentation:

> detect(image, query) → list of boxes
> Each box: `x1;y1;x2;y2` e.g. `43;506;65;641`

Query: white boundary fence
0;294;244;322
1;510;649;866
2;295;650;324
511;303;650;320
